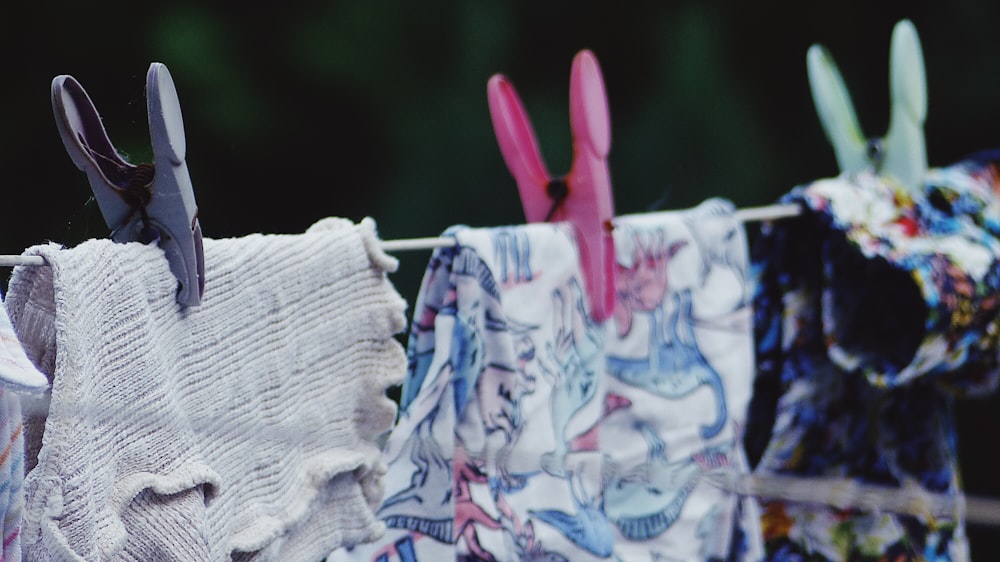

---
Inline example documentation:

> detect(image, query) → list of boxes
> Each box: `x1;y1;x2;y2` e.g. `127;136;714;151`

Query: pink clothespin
487;50;616;321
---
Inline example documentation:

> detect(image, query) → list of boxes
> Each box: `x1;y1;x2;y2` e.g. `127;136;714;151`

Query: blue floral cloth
746;151;1000;561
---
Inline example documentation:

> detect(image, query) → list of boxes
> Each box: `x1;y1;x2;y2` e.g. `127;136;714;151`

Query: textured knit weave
5;217;408;561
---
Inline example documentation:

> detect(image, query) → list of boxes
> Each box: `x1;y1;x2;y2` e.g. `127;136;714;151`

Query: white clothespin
807;19;928;193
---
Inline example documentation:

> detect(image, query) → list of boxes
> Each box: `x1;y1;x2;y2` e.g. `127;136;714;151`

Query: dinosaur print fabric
329;199;763;561
745;152;1000;561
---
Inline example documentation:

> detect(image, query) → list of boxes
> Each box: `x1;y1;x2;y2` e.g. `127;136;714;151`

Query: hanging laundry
4;217;408;561
604;200;763;562
329;199;763;562
745;152;1000;561
0;287;50;562
0;389;24;562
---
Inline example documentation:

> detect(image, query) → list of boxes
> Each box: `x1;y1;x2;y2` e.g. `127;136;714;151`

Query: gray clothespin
807;19;928;193
51;63;205;306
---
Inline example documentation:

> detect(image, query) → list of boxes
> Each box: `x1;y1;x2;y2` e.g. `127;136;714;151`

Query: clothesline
711;473;1000;527
0;203;802;267
381;203;801;251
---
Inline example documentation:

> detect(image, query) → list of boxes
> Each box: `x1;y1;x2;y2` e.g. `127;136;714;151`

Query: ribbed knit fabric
5;217;408;561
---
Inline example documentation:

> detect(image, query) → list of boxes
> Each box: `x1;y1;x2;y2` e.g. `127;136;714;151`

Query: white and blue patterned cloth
330;199;763;562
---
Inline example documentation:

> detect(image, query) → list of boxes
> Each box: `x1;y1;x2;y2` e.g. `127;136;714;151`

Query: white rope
707;472;1000;526
0;203;802;266
733;203;801;223
379;236;458;252
0;255;45;267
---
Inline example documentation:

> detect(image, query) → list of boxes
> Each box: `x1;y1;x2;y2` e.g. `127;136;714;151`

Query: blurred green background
5;0;1000;557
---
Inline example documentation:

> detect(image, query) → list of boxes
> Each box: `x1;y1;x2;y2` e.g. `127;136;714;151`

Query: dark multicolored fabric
746;151;1000;561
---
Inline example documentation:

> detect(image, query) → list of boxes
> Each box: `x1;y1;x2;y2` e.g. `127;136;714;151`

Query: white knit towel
5;217;408;561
